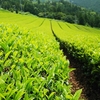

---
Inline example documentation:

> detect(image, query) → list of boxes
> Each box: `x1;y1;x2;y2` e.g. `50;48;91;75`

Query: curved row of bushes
51;20;100;89
0;24;81;100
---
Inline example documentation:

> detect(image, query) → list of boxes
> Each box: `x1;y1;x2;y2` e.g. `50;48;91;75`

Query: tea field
0;9;100;99
0;9;83;99
51;20;100;87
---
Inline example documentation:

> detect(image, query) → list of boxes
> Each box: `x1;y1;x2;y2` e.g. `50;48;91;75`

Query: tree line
0;0;100;28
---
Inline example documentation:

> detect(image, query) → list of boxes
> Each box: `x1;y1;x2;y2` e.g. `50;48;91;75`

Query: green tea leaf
66;94;72;99
72;89;82;100
15;89;25;100
0;42;9;53
0;77;5;85
4;51;12;61
0;93;5;99
6;89;18;99
48;92;55;100
24;78;34;90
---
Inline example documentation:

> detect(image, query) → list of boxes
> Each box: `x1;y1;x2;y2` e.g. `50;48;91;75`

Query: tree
64;15;75;23
37;0;40;4
78;12;86;25
24;1;34;14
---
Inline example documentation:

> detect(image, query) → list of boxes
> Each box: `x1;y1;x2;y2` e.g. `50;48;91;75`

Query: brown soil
61;48;100;100
68;59;88;100
68;57;100;100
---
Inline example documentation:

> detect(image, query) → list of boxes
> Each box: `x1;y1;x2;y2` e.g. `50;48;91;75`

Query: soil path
68;58;88;100
50;23;100;100
62;48;100;100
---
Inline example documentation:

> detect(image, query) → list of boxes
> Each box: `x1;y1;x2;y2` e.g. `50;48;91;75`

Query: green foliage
72;89;82;100
0;24;80;99
72;0;100;13
1;0;100;28
51;20;100;88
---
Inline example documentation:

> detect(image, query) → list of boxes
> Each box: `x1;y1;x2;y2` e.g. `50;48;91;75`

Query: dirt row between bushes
63;49;100;100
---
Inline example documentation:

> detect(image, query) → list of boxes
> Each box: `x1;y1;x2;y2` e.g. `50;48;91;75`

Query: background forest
72;0;100;13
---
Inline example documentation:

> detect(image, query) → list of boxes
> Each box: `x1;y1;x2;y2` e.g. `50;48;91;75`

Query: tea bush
51;20;100;88
0;24;81;100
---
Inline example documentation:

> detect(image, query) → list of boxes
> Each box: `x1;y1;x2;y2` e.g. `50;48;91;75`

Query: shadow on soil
61;46;100;100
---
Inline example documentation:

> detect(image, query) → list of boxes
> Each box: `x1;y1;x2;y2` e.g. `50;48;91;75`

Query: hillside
72;0;100;12
0;9;84;100
0;0;100;28
1;9;100;99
